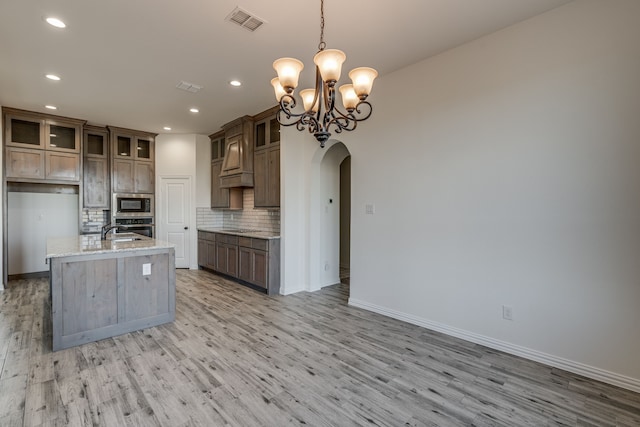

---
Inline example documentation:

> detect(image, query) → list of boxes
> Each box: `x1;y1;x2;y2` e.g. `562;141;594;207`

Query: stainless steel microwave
113;193;154;216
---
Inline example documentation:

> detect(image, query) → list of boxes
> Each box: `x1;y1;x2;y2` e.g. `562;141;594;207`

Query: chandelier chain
318;0;326;51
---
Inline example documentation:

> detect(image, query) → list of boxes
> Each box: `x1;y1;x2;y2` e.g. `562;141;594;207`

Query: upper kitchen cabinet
253;107;280;208
253;106;280;149
108;126;156;194
83;125;110;208
4;108;82;153
210;130;242;209
3;107;85;184
220;116;254;188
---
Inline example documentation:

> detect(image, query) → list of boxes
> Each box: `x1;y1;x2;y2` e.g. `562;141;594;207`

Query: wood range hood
219;115;254;189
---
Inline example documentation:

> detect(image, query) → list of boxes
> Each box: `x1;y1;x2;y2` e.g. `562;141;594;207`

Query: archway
308;140;351;291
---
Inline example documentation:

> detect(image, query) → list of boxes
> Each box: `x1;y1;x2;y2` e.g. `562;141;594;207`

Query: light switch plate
143;263;151;276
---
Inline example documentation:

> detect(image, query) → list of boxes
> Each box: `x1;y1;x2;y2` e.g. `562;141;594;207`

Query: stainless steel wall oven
113;217;154;238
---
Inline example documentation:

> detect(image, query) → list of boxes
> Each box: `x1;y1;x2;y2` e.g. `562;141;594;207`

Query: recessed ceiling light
163;126;172;131
46;74;61;81
45;105;57;110
230;80;242;87
190;108;199;113
46;17;66;28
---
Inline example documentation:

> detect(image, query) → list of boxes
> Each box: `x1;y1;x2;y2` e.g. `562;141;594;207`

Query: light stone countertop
197;227;280;240
46;234;175;258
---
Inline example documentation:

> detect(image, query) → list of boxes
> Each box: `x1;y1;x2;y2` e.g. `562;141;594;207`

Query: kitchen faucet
101;224;129;240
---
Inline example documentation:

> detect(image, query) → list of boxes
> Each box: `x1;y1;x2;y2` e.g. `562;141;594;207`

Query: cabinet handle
184;226;189;230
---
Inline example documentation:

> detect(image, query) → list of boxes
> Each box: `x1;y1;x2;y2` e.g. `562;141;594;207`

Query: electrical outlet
502;305;513;321
365;204;375;215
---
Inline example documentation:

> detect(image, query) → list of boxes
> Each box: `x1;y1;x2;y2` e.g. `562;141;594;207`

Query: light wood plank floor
1;270;639;426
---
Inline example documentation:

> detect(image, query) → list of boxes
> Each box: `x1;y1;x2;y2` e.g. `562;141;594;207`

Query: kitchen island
46;234;175;351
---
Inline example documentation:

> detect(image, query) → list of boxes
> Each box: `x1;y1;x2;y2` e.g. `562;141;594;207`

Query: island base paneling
50;247;175;351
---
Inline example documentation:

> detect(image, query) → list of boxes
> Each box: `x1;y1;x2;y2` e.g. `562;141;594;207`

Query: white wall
156;133;208;269
195;134;211;207
281;0;640;391
0;116;3;288
8;193;79;274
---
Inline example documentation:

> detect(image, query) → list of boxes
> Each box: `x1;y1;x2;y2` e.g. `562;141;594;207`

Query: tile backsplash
197;188;280;235
82;209;110;233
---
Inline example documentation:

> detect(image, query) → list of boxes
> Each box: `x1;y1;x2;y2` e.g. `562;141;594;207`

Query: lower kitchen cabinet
197;231;280;295
239;247;268;289
216;241;239;277
197;231;217;270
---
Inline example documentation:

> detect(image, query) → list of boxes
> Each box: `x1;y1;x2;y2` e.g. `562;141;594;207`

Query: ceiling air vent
226;7;265;32
176;81;203;93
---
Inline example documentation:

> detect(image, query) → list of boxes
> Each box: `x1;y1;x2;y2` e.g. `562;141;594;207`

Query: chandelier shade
271;0;377;147
272;58;304;92
313;49;346;83
349;67;378;99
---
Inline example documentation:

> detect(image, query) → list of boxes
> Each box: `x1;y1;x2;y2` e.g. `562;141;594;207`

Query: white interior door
159;177;191;268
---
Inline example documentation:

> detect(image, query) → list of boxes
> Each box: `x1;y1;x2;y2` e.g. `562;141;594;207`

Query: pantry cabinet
83;125;110;208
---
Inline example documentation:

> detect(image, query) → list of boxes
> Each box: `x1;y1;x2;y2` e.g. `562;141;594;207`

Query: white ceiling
0;0;572;136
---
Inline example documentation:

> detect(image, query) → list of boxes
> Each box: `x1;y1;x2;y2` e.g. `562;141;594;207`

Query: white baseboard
348;298;640;394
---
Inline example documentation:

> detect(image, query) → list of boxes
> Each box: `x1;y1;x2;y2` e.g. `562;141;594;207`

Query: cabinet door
85;130;108;158
238;247;252;282
134;161;154;193
206;241;216;269
83;127;109;208
113;134;134;158
215;243;227;273
253;150;268;207
238;248;268;288
135;137;154;161
226;244;238;277
46;120;81;153
198;239;207;267
84;158;109;207
211;160;230;208
215;243;238;277
46;151;80;182
254;146;280;208
5;114;45;149
267;147;280;207
5;147;45;179
113;159;135;193
252;250;268;289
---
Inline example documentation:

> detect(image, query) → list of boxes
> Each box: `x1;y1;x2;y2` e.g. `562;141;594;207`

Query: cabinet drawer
238;237;268;251
252;239;268;251
198;231;216;242
216;234;238;245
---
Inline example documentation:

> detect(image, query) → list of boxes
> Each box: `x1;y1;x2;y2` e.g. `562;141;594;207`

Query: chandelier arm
324;101;374;134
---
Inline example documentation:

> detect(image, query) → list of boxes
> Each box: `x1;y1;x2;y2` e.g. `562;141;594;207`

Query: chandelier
271;0;378;148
